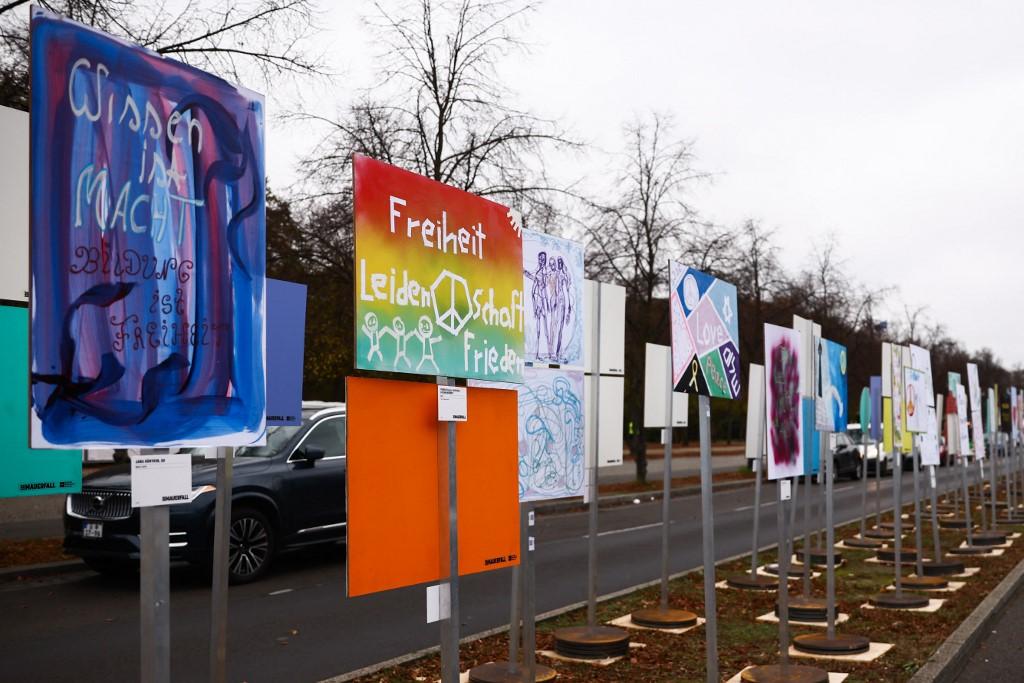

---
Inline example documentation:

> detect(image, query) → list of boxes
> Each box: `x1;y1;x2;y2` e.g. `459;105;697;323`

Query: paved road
0;468;961;683
955;579;1024;682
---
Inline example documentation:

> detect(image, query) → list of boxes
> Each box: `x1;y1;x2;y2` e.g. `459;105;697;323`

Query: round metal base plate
876;548;918;563
921;559;965;576
844;536;884;549
468;662;558;683
740;664;830;683
863;528;896;539
902;575;949;590
869;592;930;609
762;563;806;578
793;633;871;655
630;607;699;629
553;626;629;660
796;548;842;565
939;518;968;529
776;596;833;622
948;545;994;556
726;572;779;591
970;531;1007;546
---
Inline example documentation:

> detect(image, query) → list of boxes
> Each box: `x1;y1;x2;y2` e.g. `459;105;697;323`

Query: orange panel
346;377;519;597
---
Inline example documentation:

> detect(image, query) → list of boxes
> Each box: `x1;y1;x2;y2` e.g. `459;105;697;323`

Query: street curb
907;553;1024;683
0;559;86;583
533;478;756;515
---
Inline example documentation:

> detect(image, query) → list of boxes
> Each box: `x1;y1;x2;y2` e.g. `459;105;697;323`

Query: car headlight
191;485;216;499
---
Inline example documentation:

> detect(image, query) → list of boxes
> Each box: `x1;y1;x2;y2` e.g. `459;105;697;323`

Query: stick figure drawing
412;316;442;373
361;312;383;363
381;317;411;369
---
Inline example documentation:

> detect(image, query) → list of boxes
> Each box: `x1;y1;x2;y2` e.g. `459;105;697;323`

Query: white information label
781;479;792;501
130;454;192;508
426;583;451;624
528;511;535;526
437;386;468;422
528;536;535;552
930;467;937;490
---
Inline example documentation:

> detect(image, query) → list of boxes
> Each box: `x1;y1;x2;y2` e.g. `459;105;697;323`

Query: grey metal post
876;440;882;527
893;397;904;597
698;394;718;683
976;458;988;532
824;431;836;640
140;503;170;683
209;446;234;683
789;467;800;572
586;283;602;628
507;508;524;674
437;376;460;683
777;479;790;670
989;432;998;524
911;444;924;578
523;502;536;682
929;465;943;563
802;467;811;597
859;436;869;539
660;372;673;609
750;457;762;575
961;452;974;546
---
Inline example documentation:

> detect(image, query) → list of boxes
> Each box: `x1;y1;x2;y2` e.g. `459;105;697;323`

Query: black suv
64;402;347;583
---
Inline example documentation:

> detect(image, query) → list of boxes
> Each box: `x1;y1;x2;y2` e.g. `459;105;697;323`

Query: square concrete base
756;611;850;627
756;565;821;580
792;555;845;569
884;580;965;593
788;641;893;663
861;598;945;613
726;666;848;683
607;613;705;635
537;642;645;667
956;543;1007;555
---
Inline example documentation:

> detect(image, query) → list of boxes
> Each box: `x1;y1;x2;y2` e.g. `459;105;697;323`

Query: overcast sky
265;1;1024;368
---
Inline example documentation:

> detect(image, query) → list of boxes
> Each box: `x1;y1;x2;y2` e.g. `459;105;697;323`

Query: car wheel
227;507;275;584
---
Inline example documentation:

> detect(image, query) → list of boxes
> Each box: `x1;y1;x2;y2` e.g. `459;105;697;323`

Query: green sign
1;305;81;497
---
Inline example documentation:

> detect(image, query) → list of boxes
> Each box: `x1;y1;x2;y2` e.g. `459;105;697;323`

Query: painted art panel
956;384;971;457
904;367;930;433
30;9;266;447
670;261;740;399
967;363;985;458
909;344;935;407
522;230;583;367
345;377;519;597
643;343;688;428
764;323;803;480
890;344;905;452
920;404;941;466
0;106;28;303
869;376;882;441
803;398;821;475
0;306;82;498
814;337;848;433
353;155;524;383
514;367;586;501
266;279;306;426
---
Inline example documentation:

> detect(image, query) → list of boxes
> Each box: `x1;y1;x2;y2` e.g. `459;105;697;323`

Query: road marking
268;588;294;596
735;500;778;512
581;522;665;539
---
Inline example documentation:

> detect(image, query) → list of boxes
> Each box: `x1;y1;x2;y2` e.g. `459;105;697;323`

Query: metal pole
750;457;762;575
977;458;988;532
698;394;718;683
824;430;836;640
209;446;234;683
586;284;601;628
961;452;974;546
660;372;673;609
789;467;800;573
929;465;942;563
912;444;924;578
989;431;998;525
507;507;524;674
523;502;536;683
859;436;869;539
140;503;170;683
875;440;882;527
437;376;460;683
777;479;790;671
893;395;904;597
802;468;811;597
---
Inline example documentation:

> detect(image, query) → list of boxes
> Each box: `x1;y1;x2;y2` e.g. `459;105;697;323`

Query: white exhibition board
583;280;626;376
643;343;689;428
745;364;766;461
791;315;819;398
0;105;28;303
966;363;985;459
584;374;624;467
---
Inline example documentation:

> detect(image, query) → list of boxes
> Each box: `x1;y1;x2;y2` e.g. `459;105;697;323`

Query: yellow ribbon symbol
689;358;700;391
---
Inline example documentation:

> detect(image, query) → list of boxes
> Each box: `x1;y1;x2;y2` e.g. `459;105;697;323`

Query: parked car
64;402;347;584
827;431;865;481
845;422;891;476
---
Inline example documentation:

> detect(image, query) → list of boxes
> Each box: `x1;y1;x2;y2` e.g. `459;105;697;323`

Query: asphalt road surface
0;468;962;683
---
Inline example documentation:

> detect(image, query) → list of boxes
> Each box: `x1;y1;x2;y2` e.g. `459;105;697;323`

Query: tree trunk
631;431;648;484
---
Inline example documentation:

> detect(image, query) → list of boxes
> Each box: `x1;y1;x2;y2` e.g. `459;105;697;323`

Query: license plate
83;522;103;539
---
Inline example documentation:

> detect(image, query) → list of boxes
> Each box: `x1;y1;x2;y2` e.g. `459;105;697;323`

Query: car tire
226;507;275;584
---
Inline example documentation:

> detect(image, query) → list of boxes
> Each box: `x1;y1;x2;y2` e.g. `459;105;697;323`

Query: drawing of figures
525;250;551;358
547;256;573;359
412;316;442;373
381;317;411;369
361;312;384;363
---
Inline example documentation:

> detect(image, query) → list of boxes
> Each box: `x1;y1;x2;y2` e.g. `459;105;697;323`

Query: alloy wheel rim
229;516;269;577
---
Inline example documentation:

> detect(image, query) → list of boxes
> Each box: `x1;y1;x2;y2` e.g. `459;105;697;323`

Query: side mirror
301;446;326;462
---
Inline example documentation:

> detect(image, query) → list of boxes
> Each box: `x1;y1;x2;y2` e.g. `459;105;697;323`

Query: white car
846;422;892;476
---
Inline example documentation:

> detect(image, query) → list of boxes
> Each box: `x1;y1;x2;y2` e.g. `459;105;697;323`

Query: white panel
0;106;29;302
881;342;892;397
745;364;766;460
792;315;814;397
584;374;624;467
643;343;689;428
582;280;596;374
599;283;626;375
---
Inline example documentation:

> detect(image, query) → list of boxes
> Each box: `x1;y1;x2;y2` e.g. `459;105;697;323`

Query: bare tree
0;0;323;110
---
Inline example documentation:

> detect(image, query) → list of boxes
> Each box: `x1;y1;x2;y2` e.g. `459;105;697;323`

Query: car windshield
235;425;302;458
847;428;863;442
